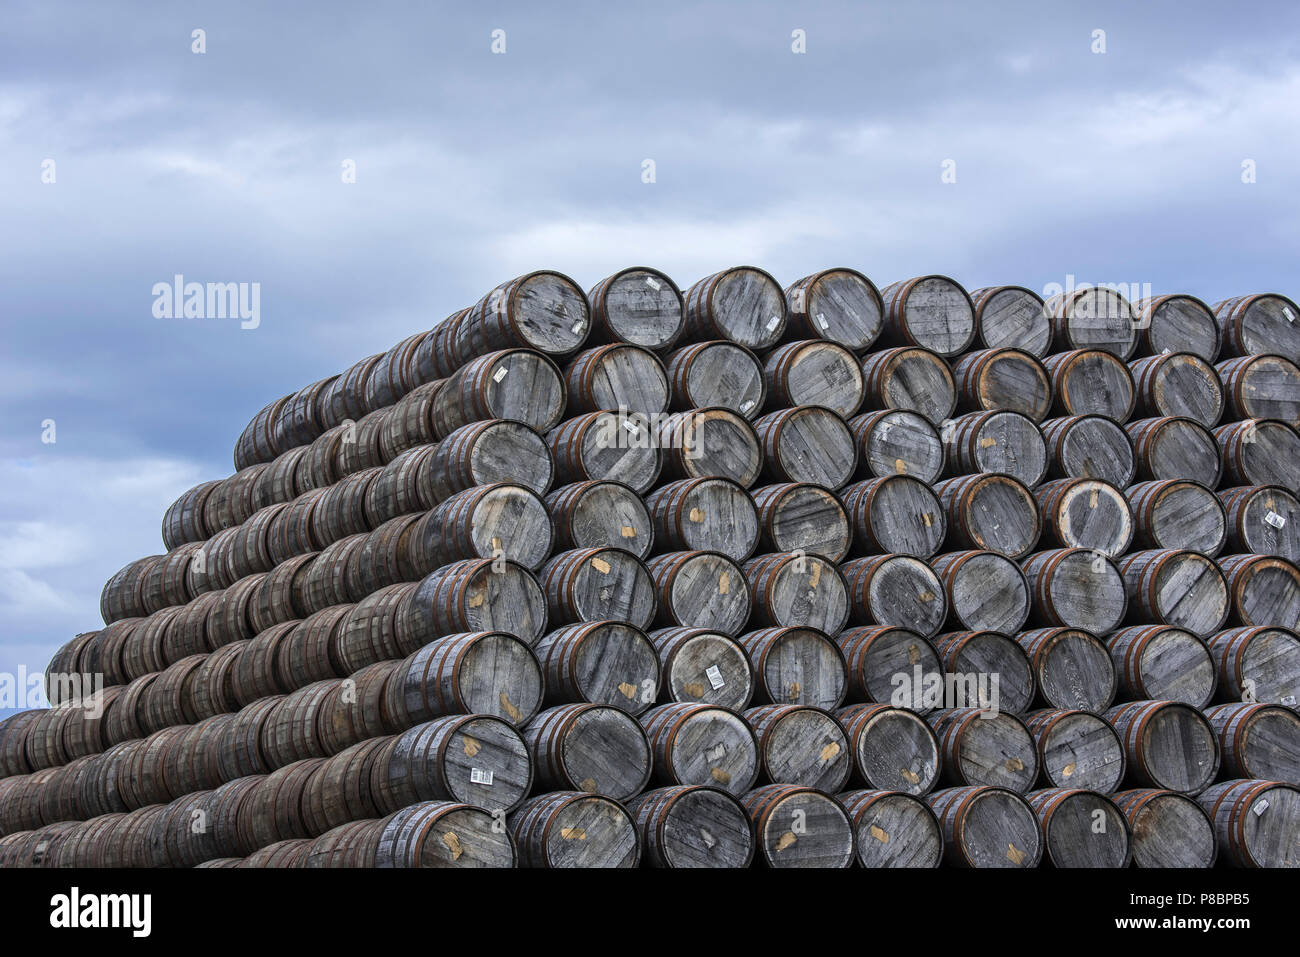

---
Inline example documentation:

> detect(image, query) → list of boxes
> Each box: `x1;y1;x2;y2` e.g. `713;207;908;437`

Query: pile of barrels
2;266;1300;868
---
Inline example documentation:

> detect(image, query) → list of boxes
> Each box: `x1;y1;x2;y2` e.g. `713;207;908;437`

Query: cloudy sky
1;0;1297;712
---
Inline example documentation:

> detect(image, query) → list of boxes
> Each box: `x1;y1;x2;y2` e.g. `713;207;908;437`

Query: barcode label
645;276;661;290
705;665;725;689
1253;799;1269;816
1266;511;1286;528
492;367;508;382
1285;307;1296;323
766;315;780;331
816;312;829;330
470;768;494;786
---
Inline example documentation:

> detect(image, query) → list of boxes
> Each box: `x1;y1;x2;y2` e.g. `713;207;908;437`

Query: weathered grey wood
379;381;443;462
666;341;766;418
1127;480;1227;555
684;266;787;350
1022;547;1128;635
932;631;1036;715
1204;702;1300;781
969;285;1052;357
656;408;763;487
935;474;1041;559
646;551;752;637
1113;788;1217;868
408;559;548;646
1119;550;1230;637
741;784;856;868
879;275;977;357
539;547;657;631
454;271;591;364
953;349;1053;422
942;410;1047;485
1035;479;1134;557
523;703;652;800
587;267;685;352
927;785;1043;868
1043;350;1136;421
1017;627;1117;712
1196;779;1300;868
842;476;945;558
837;703;942;794
1216;418;1300;492
1027;788;1131;868
1217;354;1300;426
753;405;857;490
646;477;760;560
1129;352;1224;427
509;791;639;868
1045;287;1137;358
841;556;947;638
627;785;755;868
860;347;957;424
751;483;851;562
533;621;660;715
1127;416;1223;485
744;704;852;791
421;482;554;571
564;344;671;416
1023;708;1126;792
376;800;519;868
648;627;756;711
546;411;662;493
1219;485;1300;563
763;340;865;417
1107;625;1217;707
1106;700;1220;794
837;789;943;867
848;409;945;483
429;419;554;502
744;553;851;634
1218;553;1300;629
839;625;946;712
430;350;566;440
738;626;848;710
1213;293;1300;363
1040;414;1136;487
784;268;884;352
932;550;1031;634
640;702;761;795
387;631;544;729
1132;294;1221;362
927;709;1039;792
1207;626;1300;706
545;480;654;558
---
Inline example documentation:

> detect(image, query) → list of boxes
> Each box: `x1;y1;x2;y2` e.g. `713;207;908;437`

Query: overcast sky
2;0;1298;712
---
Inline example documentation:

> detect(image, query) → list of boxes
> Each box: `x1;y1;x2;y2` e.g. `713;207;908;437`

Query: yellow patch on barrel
895;458;907;473
617;681;638;699
442;832;463;861
787;681;802;700
467;590;485;608
682;682;706;697
819;741;841;762
718;572;730;594
579;777;597;792
688;507;706;523
1088;488;1099;508
917;590;935;602
979;436;997;448
870;825;890;844
775;831;798;852
560;827;587;841
1006;843;1026;865
710;767;731;785
620;525;637;538
1062;762;1076;777
907;644;921;664
462;735;481;758
499;692;521;722
1005;757;1024;772
900;768;920;784
921;512;933;527
590;557;611;574
809;563;822;588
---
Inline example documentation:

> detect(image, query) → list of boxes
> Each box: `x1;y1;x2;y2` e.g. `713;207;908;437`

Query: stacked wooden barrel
3;269;1299;869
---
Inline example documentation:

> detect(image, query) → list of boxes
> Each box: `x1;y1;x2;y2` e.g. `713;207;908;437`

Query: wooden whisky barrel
740;784;855;868
841;555;947;638
836;625;943;712
418;482;554;572
1126;480;1227;555
837;788;944;867
587;266;685;352
837;703;942;794
523;703;652;800
848;409;944;483
969;285;1051;357
1129;352;1225;426
1119;550;1230;637
743;552;851;635
1131;294;1221;362
646;477;760;560
1022;707;1126;792
1026;788;1131;868
645;551;751;637
1045;286;1137;359
1022;548;1128;636
879;275;976;357
666;340;766;418
1106;700;1221;794
539;547;656;630
627;785;755;868
1107;624;1217;707
1217;354;1300;426
952;348;1052;422
640;702;761;795
1212;293;1300;363
1015;627;1117;712
859;347;957;425
1195;778;1300;867
737;626;848;710
1204;703;1300;782
429;419;554;502
534;621;661;715
1218;484;1300;562
931;630;1036;716
928;709;1039;792
1042;350;1135;421
1218;553;1300;630
1126;416;1223;485
508;791;638;868
385;631;543;729
1034;479;1134;556
744;704;852;791
926;785;1043;868
373;800;518;868
750;483;851;562
655;407;763;487
753;406;857;490
1039;414;1136;488
563;343;670;416
648;627;755;711
934;474;1040;560
455;270;591;363
547;411;661;493
430;349;567;440
763;340;865;417
407;558;547;646
784;268;884;353
1206;626;1300;707
841;476;945;558
546;480;653;559
1215;418;1300;492
931;550;1031;635
1113;788;1217;868
683;266;787;350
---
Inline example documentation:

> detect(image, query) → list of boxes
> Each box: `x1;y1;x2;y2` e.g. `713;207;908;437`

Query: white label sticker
1253;799;1269;816
816;312;829;330
765;315;781;331
1285;307;1296;323
1282;694;1297;706
492;367;508;383
704;742;727;761
740;399;754;412
705;665;725;690
645;276;661;290
793;289;805;311
1266;510;1287;529
470;767;494;786
571;321;584;334
623;419;640;434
